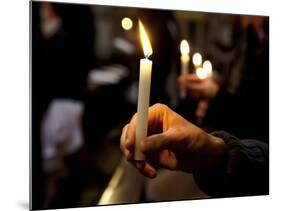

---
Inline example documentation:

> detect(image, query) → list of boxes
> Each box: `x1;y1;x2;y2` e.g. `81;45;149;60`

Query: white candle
135;20;153;160
180;40;190;99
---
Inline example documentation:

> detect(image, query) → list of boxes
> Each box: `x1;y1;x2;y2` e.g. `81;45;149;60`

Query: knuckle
153;103;164;108
152;103;167;111
131;113;137;121
122;124;128;133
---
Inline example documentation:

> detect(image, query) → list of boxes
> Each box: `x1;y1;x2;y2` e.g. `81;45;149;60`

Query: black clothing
205;24;269;142
194;131;269;197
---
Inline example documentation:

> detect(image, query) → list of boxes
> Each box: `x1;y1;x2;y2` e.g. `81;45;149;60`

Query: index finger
120;124;128;153
126;113;137;150
121;124;136;160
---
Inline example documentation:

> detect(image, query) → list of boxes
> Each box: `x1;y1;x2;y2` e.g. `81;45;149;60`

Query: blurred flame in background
180;40;190;56
192;52;202;67
203;60;213;77
121;17;133;31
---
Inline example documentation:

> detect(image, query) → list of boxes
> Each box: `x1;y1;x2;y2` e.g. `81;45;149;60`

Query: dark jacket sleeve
193;131;269;197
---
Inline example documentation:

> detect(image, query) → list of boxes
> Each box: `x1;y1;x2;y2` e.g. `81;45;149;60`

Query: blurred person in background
35;2;95;105
32;2;95;209
178;16;269;142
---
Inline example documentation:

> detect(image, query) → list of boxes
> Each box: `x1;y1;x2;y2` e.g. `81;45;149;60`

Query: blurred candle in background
135;20;153;161
203;60;213;77
121;17;133;31
180;40;190;99
196;60;213;80
192;52;202;70
196;67;208;79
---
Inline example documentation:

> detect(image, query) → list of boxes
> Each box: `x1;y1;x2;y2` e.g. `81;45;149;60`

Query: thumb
140;129;177;154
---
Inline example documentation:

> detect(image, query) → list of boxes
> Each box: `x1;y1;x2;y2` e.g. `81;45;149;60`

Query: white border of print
0;0;280;211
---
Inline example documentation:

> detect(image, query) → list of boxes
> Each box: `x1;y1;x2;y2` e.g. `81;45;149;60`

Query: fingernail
126;138;129;144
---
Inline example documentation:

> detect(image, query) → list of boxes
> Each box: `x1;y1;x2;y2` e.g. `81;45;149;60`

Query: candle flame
203;60;213;76
193;52;202;67
196;67;208;79
139;20;153;58
180;40;190;55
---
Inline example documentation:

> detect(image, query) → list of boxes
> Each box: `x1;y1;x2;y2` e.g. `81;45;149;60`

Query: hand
120;103;226;178
178;73;219;99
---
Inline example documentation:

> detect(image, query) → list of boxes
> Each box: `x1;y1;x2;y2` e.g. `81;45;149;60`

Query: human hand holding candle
179;60;217;124
178;60;218;99
120;103;226;178
180;40;190;99
134;20;153;161
120;105;268;194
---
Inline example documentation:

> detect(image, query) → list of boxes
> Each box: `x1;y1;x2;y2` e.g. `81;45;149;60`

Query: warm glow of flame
203;60;213;76
121;17;133;30
193;53;202;67
180;40;190;55
196;67;208;79
139;20;153;58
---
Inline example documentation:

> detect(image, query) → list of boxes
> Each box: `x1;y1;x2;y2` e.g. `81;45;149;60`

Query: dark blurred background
31;1;269;210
